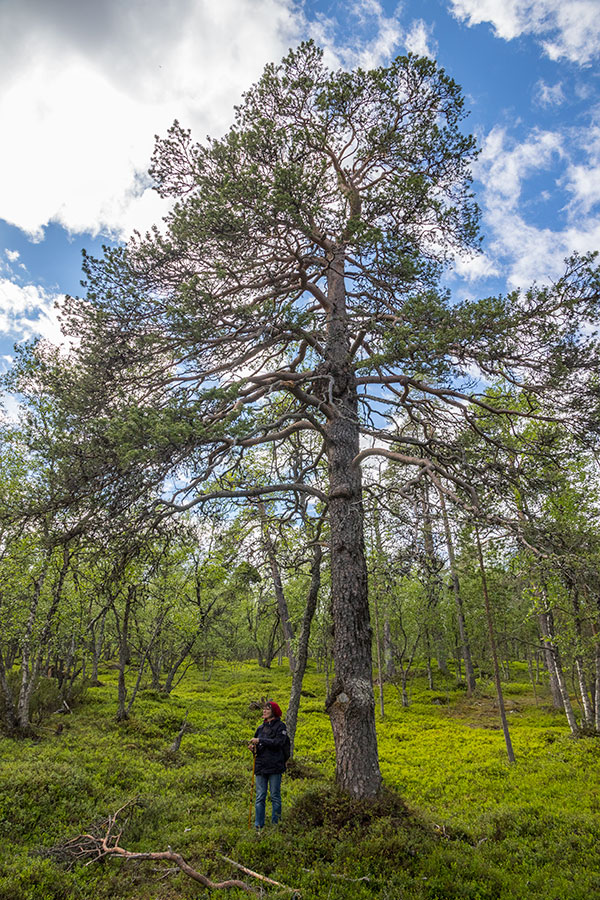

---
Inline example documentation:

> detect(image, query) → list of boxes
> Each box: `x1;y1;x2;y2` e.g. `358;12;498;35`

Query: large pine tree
21;43;600;797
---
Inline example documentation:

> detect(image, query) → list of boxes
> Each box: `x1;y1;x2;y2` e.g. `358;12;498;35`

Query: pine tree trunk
324;247;381;799
17;545;69;734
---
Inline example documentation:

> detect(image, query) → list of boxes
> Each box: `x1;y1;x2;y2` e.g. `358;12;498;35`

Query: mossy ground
1;661;598;899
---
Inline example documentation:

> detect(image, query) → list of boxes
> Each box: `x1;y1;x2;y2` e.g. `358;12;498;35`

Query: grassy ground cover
0;661;598;899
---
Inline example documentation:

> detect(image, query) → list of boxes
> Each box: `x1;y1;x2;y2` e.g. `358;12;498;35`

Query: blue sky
1;0;599;371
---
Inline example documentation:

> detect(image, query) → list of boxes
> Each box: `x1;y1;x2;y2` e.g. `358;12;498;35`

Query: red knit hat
266;700;282;718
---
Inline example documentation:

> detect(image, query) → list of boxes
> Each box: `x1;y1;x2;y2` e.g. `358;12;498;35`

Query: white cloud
562;121;600;216
478;126;564;202
452;250;500;282
308;0;406;70
0;0;304;241
534;80;565;107
404;19;437;58
0;0;427;243
565;163;600;216
0;278;64;344
5;250;19;263
473;122;600;288
449;0;600;65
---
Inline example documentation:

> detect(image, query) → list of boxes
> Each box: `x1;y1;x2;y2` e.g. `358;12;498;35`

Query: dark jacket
253;717;288;775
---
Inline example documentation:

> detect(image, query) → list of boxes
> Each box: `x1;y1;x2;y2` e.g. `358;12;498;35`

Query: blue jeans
254;773;282;827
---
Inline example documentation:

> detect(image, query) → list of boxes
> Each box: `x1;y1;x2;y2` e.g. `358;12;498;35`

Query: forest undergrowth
0;660;598;900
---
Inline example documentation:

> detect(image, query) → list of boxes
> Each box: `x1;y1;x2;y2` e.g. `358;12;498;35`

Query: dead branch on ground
219;854;300;891
47;800;299;894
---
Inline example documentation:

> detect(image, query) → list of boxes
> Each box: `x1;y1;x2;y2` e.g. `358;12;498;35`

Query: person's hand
248;738;259;752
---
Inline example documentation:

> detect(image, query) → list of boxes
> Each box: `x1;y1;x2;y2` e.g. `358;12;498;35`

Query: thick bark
286;542;322;756
324;247;381;798
258;502;296;673
437;489;477;695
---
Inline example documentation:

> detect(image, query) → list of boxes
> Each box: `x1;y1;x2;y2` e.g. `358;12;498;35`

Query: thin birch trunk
383;618;395;678
286;542;322;757
419;486;447;675
539;608;579;736
372;505;385;718
18;545;70;733
116;588;133;722
437;489;476;695
16;559;50;733
126;611;166;716
595;644;600;732
258;501;296;673
0;646;17;732
475;527;515;764
91;608;107;685
575;657;593;727
569;584;593;727
527;649;538;706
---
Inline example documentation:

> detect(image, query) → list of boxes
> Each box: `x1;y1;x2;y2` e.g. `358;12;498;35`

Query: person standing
248;700;288;830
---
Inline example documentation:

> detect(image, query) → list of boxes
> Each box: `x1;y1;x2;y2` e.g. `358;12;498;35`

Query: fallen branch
301;867;371;883
219;854;299;893
91;844;255;893
47;801;260;893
